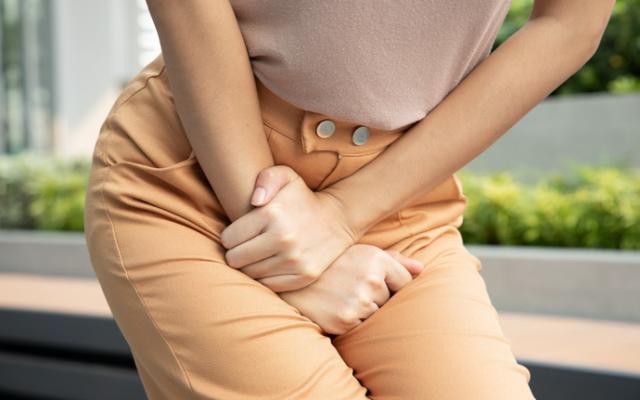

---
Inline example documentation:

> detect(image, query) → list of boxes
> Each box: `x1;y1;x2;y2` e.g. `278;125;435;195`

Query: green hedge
457;166;640;250
1;153;639;250
0;153;89;231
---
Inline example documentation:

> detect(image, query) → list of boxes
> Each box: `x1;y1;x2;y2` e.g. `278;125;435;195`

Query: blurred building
0;0;159;157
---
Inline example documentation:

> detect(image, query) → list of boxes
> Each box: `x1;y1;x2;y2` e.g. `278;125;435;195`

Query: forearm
146;0;273;221
322;0;614;240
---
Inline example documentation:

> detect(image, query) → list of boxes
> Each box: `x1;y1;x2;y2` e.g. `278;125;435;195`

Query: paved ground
1;272;639;375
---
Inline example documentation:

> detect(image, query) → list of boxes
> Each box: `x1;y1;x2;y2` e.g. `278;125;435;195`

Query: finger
355;291;380;320
257;274;312;293
365;273;391;306
220;208;269;249
251;165;299;206
239;253;296;279
364;302;380;319
336;308;363;333
382;256;413;293
385;249;425;276
224;229;281;269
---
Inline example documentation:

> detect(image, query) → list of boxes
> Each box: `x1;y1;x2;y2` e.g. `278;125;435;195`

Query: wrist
319;187;366;243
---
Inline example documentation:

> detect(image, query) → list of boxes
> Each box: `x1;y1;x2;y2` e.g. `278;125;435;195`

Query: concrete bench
1;273;640;399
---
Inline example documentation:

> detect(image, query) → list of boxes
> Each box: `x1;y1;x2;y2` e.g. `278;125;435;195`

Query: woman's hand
220;165;359;293
280;244;425;335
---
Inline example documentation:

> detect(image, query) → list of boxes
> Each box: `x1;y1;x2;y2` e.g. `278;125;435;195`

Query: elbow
531;0;615;61
556;12;612;66
579;14;611;60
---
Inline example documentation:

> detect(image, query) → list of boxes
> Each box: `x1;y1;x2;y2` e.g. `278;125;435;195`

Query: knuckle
300;266;319;281
277;232;296;248
357;293;370;307
366;274;385;289
336;308;359;325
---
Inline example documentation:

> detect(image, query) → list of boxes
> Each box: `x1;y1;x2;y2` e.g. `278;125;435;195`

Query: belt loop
300;110;324;154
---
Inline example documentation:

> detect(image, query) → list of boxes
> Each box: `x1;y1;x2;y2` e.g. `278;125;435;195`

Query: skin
226;166;427;335
280;243;425;336
146;0;615;334
145;0;272;222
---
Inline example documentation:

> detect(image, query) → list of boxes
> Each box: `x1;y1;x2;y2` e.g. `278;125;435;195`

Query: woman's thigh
83;56;368;399
331;228;536;400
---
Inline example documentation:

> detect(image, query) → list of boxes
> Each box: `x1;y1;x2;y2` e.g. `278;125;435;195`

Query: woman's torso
229;0;512;131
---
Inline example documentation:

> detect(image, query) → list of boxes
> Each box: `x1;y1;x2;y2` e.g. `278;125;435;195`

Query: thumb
385;249;425;276
251;165;299;206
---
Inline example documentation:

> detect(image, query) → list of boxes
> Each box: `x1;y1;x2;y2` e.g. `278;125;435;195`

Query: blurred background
0;0;639;399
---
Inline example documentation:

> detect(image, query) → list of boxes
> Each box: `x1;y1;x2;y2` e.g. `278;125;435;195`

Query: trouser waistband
254;76;417;155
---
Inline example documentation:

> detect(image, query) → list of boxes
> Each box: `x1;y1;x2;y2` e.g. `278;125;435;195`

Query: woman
83;0;614;398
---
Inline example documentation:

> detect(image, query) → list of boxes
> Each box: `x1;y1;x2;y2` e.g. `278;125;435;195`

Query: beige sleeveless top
229;1;511;131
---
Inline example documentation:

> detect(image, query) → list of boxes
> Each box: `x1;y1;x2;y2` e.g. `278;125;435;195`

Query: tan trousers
84;54;535;399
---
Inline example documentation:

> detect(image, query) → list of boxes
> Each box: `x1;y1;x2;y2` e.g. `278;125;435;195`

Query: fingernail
252;187;267;205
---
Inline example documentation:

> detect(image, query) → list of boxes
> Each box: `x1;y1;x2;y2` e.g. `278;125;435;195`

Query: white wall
465;92;640;179
50;0;159;158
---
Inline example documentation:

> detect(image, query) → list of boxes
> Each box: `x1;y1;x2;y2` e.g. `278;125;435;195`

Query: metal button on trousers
316;119;369;146
352;126;369;145
315;119;336;138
